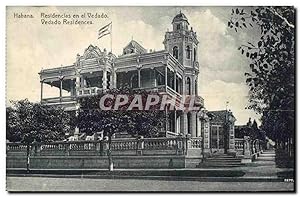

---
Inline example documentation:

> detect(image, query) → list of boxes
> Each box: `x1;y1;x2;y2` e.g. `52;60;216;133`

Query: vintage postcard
6;6;295;192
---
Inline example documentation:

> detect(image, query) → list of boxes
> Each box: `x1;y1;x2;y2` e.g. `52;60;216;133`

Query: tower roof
172;12;189;24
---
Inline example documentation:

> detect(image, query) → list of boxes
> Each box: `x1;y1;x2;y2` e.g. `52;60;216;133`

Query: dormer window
176;24;180;30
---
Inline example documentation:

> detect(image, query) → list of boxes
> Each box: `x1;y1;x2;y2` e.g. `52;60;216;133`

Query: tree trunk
26;143;30;173
108;134;113;171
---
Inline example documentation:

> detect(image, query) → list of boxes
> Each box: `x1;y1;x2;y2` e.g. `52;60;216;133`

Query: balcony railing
166;86;182;98
77;87;102;97
133;85;165;92
42;96;76;104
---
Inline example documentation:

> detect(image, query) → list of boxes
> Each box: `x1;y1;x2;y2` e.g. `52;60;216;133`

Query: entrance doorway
210;125;225;153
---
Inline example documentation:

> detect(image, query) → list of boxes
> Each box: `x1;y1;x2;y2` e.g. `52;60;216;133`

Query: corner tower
163;12;199;95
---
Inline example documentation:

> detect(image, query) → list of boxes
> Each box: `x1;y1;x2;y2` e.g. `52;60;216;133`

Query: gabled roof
123;40;147;55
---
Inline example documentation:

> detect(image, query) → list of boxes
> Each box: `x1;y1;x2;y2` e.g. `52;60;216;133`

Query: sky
6;6;261;125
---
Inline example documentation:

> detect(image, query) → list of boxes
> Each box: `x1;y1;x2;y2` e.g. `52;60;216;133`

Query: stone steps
197;154;244;168
198;163;244;168
205;159;242;163
260;154;275;157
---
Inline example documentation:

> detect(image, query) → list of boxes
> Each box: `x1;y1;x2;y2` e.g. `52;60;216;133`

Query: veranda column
174;111;177;134
174;72;177;92
195;77;198;96
40;80;43;102
180;112;188;135
191;111;197;137
137;69;141;88
203;119;211;156
165;66;168;91
228;124;236;155
153;69;157;87
75;75;80;96
74;69;81;140
112;68;117;89
59;79;63;101
182;76;186;95
191;75;195;95
102;69;107;90
74;103;80;140
197;116;201;137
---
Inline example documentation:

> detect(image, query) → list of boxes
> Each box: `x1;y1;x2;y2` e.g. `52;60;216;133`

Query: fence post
33;142;42;156
103;136;109;156
252;140;258;160
65;142;70;156
137;136;144;156
241;136;252;163
176;134;184;155
95;141;101;156
185;134;191;155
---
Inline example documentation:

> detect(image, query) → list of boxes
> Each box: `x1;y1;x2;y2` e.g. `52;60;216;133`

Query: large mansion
39;12;236;154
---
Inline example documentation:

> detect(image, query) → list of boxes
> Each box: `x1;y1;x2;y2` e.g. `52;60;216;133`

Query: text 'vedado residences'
39;12;108;25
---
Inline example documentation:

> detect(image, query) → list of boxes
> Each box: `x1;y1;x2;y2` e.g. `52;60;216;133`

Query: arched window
157;73;164;86
193;48;197;61
186;45;191;59
187;77;191;95
173;46;178;59
130;74;138;88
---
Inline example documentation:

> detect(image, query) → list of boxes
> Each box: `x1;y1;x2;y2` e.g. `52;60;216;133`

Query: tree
6;99;74;143
77;87;166;170
6;99;74;172
228;7;295;146
77;87;166;137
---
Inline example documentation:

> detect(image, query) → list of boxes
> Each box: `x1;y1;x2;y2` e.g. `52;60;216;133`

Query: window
173;46;178;59
187;77;191;95
130;74;138;88
186;46;191;59
157;73;164;86
193;48;197;61
176;24;180;30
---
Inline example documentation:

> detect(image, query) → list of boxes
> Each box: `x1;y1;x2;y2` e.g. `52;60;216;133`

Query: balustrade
110;139;137;151
187;137;202;149
7;143;27;151
234;138;244;150
7;136;265;158
7;136;188;156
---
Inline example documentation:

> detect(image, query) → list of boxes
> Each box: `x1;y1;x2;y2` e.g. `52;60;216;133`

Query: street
6;176;294;192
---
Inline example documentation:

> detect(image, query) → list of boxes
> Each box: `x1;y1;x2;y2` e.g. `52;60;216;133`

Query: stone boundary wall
7;155;202;169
